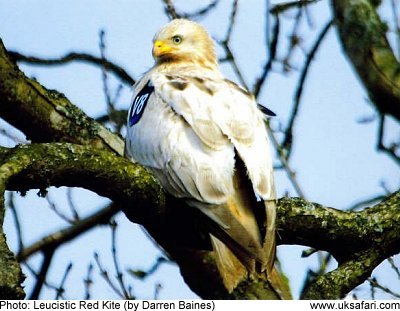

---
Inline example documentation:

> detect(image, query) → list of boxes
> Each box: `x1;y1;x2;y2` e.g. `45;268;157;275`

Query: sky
0;0;399;299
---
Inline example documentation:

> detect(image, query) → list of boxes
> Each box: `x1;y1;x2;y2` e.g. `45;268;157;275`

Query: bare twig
7;192;24;253
8;51;135;86
46;195;75;224
94;252;124;298
391;0;400;59
218;0;248;89
347;194;386;211
265;0;271;48
388;257;400;280
266;123;306;197
377;114;400;165
253;15;280;97
66;188;80;222
270;0;320;15
282;20;333;158
370;277;377;299
368;277;400;299
29;248;56;299
225;0;239;43
17;203;120;262
162;0;180;19
128;256;171;280
99;30;113;114
110;220;133;299
182;0;220;19
83;262;94;300
154;283;163;300
23;262;59;293
55;262;73;299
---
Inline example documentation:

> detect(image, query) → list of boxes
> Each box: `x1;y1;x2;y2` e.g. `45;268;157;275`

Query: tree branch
8;50;135;86
331;0;400;121
0;39;124;155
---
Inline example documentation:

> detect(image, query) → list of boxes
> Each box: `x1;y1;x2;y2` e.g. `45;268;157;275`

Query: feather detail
210;235;247;292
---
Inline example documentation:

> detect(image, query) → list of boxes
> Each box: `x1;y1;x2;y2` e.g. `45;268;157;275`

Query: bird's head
152;19;218;69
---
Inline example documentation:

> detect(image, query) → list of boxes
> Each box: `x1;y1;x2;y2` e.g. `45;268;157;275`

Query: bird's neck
155;54;219;72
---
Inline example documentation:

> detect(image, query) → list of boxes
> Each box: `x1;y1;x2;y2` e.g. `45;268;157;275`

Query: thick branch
0;144;165;223
0;39;124;155
332;0;400;121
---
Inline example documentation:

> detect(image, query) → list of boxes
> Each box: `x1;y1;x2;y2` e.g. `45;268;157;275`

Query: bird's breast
125;91;235;204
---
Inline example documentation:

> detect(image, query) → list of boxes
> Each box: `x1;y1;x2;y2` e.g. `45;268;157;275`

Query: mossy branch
0;39;124;155
331;0;400;121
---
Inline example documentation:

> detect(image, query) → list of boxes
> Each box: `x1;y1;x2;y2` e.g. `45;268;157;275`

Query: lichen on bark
331;0;400;120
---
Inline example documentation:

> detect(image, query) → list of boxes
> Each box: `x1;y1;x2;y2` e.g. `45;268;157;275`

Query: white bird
125;19;287;297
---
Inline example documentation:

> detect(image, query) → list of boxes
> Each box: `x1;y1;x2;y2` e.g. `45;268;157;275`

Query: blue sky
0;0;398;299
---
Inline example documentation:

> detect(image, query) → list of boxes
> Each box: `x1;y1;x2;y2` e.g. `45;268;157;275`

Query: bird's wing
151;72;277;270
152;74;275;199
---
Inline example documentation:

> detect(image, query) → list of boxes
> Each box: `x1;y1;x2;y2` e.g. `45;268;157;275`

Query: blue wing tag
128;81;154;126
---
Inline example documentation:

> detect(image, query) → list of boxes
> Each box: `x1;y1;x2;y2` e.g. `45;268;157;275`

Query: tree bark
332;0;400;121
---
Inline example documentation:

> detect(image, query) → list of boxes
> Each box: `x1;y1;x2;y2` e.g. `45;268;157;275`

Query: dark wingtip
257;104;276;116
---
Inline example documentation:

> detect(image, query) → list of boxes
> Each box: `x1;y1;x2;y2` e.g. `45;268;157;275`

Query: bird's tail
192;153;290;297
210;233;291;299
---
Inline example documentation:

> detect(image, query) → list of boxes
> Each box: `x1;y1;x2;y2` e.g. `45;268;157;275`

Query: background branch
332;0;400;121
8;51;135;86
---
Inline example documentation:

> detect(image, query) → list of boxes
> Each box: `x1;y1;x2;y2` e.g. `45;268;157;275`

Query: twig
253;15;280;97
55;262;73;299
347;194;386;211
29;248;56;299
368;277;400;299
282;5;304;72
377;114;400;165
391;0;400;59
7;192;24;253
162;0;180;19
128;256;171;280
270;0;320;15
225;0;239;43
8;51;135;86
154;283;163;300
110;220;133;299
46;195;75;224
83;262;94;300
94;252;124;298
99;30;113;114
282;20;333;158
266;123;306;197
370;277;377;299
218;0;248;89
18;203;120;261
182;0;220;19
265;0;271;48
66;188;80;222
388;257;400;280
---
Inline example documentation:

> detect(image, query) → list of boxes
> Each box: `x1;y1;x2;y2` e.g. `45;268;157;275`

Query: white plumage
125;19;283;295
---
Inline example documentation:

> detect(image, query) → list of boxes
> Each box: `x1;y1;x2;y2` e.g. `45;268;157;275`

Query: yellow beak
152;40;172;58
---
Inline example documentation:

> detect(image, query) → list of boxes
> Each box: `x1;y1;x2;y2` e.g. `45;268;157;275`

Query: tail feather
261;199;277;272
192;153;287;296
210;235;247;292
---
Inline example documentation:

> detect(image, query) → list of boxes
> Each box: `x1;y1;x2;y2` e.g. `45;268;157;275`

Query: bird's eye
172;35;182;45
